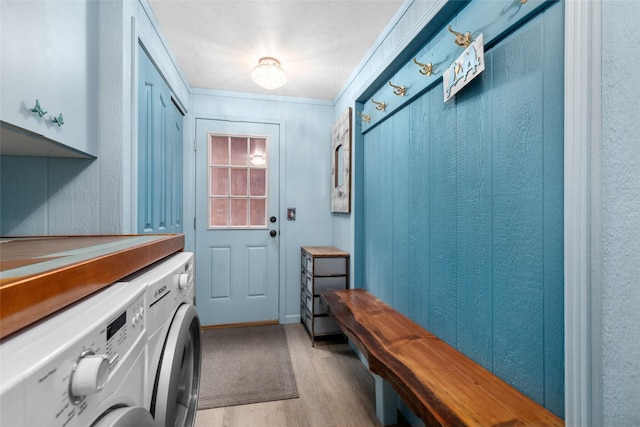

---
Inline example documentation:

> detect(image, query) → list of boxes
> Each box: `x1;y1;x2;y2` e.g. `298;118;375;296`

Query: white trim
190;87;333;106
130;15;138;235
283;314;301;324
277;120;288;325
564;0;602;425
138;0;191;99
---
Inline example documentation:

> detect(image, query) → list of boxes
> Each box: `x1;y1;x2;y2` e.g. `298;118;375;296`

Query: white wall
600;2;640;424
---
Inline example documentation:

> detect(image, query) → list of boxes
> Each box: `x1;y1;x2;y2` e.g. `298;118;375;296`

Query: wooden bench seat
320;289;564;426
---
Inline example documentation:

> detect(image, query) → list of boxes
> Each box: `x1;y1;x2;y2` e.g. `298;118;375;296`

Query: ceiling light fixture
251;57;287;90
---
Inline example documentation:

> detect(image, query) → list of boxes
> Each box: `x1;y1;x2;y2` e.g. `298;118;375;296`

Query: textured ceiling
147;0;404;100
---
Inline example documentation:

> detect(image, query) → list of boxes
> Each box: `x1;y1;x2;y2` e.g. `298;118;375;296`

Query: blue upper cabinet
358;0;552;132
0;0;98;158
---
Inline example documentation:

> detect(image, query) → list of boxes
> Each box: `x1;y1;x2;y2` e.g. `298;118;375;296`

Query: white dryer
124;251;201;427
0;279;153;427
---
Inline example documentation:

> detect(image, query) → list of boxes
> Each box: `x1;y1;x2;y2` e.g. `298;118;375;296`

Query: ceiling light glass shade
251;57;287;90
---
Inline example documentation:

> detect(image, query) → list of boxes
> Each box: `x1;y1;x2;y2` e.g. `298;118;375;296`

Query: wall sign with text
443;33;485;102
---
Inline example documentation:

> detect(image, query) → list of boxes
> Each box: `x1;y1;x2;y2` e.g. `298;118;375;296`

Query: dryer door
151;304;201;427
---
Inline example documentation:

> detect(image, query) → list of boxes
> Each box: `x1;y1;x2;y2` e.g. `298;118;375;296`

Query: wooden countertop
0;234;184;339
301;246;349;257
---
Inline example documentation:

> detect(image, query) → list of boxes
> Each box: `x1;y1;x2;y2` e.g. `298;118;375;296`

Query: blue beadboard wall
332;0;466;277
361;2;564;417
0;155;102;236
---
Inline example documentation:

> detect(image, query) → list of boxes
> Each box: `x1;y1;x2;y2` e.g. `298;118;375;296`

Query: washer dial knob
178;273;190;290
69;352;110;403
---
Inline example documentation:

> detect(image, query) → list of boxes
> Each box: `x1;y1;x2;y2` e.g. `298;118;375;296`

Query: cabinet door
169;104;184;234
0;0;97;157
138;47;183;234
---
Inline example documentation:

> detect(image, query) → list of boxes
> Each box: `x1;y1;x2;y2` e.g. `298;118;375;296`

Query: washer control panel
147;253;194;309
0;285;146;427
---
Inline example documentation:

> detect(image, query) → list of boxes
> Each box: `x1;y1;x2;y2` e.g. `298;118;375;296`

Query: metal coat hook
448;25;471;48
31;99;47;118
413;58;434;76
371;98;386;111
388;81;406;97
357;111;370;123
52;113;64;127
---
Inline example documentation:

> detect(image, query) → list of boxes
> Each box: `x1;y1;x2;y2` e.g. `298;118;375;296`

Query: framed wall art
330;107;352;213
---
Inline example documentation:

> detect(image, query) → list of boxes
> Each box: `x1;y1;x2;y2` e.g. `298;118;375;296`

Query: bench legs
374;374;398;426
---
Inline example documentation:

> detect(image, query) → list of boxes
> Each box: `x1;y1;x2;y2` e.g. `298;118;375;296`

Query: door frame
185;114;287;324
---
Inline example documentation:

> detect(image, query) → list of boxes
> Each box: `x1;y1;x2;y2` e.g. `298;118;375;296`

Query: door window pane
230;168;248;196
249;169;266;197
210;168;228;196
210;199;228;227
208;133;269;228
250;199;266;227
230;199;248;227
210;136;228;165
230;137;248;166
250;138;267;166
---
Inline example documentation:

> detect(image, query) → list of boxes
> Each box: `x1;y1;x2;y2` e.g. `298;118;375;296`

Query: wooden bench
320;289;564;426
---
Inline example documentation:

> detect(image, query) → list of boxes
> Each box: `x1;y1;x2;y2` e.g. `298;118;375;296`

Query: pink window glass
230;199;248;227
210;168;228;196
208;133;268;228
230;137;248;166
250;138;267;166
210;136;228;165
210;198;228;227
250;199;266;227
249;169;266;197
230;168;248;196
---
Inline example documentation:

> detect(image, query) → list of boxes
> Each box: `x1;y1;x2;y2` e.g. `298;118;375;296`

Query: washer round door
151;304;201;427
92;407;155;427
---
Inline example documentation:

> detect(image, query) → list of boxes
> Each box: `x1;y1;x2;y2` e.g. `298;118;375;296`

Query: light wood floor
195;323;410;427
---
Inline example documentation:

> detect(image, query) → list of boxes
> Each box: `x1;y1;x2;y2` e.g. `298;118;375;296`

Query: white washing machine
124;251;201;427
0;278;154;427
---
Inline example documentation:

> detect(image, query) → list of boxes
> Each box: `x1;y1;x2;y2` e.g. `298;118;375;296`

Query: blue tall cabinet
137;46;184;234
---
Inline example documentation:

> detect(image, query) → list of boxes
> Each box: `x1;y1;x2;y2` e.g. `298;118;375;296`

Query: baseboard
200;320;279;330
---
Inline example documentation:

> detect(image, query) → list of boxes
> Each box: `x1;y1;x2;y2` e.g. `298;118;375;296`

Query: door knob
270;230;277;237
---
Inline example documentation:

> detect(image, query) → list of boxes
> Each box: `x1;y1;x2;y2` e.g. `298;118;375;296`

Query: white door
195;119;280;326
